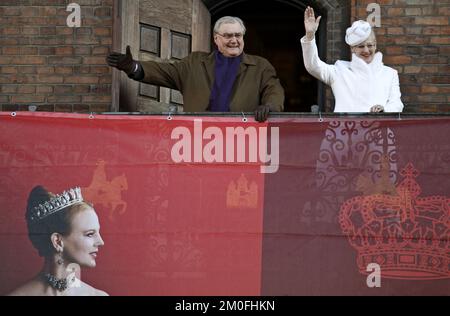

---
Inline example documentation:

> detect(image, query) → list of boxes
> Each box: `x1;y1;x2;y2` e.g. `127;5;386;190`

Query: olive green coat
140;51;284;112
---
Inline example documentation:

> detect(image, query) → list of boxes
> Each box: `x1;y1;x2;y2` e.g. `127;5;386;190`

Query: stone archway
203;0;351;112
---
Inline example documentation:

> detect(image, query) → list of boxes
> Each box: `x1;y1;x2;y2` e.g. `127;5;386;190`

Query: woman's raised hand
304;6;321;40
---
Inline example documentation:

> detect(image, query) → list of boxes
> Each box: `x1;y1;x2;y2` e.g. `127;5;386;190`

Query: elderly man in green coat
107;16;284;122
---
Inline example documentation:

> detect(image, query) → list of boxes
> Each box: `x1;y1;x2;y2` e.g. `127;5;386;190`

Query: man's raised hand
106;45;136;75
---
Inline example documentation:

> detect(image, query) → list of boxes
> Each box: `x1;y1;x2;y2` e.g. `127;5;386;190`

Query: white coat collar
350;52;384;75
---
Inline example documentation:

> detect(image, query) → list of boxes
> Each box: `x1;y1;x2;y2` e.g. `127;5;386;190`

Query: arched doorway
211;1;320;112
205;0;351;112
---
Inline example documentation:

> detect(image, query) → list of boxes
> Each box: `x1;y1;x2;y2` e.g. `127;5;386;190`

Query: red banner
0;112;448;295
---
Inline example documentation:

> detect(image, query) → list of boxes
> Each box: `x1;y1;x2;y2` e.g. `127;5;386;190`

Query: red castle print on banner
339;163;449;280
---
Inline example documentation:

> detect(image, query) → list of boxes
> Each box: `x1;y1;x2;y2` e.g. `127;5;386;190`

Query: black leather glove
255;104;271;122
106;45;136;76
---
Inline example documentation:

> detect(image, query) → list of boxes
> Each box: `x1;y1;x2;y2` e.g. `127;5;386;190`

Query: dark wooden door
114;0;211;112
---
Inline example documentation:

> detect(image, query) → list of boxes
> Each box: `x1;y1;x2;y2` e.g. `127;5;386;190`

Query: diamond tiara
29;187;84;222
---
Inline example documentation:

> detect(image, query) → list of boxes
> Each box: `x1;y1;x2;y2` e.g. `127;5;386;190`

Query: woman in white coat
300;8;402;226
301;6;404;113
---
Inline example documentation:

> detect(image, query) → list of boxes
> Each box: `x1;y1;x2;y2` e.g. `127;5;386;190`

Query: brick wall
1;1;448;113
318;0;351;112
0;0;113;113
352;0;450;113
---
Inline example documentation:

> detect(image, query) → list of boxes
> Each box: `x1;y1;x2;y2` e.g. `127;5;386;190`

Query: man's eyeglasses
216;32;244;40
354;43;376;49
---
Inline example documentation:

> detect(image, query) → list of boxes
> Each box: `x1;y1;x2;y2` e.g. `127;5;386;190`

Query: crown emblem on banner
30;187;84;222
227;174;258;209
356;155;397;196
339;163;449;280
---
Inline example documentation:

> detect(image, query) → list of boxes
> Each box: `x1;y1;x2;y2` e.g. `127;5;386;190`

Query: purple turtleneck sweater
208;50;243;112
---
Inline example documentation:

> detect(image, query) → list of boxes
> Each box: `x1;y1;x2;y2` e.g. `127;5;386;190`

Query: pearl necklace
42;273;69;292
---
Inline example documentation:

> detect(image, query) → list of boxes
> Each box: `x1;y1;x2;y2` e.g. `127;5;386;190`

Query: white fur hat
345;20;372;46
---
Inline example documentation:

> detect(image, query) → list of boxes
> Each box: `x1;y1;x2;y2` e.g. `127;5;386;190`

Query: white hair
368;30;377;43
213;16;246;35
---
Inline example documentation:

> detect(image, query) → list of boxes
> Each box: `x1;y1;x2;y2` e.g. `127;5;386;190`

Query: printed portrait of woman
8;186;107;296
